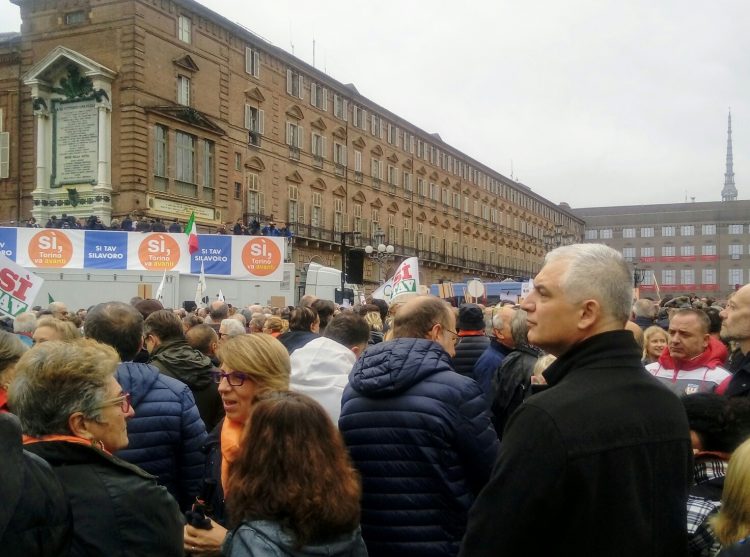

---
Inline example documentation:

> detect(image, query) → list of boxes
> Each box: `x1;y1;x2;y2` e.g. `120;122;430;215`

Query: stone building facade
0;0;582;286
574;201;750;299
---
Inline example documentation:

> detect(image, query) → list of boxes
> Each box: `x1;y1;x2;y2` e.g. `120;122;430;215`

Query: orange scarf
220;419;244;495
22;433;112;455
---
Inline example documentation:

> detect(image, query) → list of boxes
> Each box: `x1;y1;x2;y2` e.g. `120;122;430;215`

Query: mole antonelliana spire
722;110;738;202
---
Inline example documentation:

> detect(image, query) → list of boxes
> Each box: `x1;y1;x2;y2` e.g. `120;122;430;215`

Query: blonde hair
711;438;750;546
642;326;668;362
35;317;81;342
217;334;290;393
363;311;383;332
263;316;283;333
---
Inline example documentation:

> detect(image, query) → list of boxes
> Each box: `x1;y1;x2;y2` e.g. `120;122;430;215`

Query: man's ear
68;412;94;441
350;343;367;359
577;299;601;331
427;323;441;342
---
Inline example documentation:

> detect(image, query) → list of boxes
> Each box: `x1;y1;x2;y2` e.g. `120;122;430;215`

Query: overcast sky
1;0;747;209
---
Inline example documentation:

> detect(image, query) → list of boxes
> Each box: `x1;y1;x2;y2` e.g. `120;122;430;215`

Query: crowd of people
19;214;293;237
3;243;750;556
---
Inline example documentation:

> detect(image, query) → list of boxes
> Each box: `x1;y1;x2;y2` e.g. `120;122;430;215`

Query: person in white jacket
290;312;370;424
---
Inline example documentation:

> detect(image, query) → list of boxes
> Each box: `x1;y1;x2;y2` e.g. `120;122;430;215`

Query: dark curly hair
227;391;361;548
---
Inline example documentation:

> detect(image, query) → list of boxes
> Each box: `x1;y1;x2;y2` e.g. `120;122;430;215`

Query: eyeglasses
94;393;131;414
434;323;460;345
211;370;251;387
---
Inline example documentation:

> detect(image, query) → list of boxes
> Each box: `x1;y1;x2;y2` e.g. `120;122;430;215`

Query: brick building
0;0;582;286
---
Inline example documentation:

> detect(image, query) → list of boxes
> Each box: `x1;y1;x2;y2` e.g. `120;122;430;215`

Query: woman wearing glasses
10;339;183;556
184;334;291;556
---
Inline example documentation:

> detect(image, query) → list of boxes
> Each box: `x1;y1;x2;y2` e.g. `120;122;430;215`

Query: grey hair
632;299;656;319
0;330;27;380
545;243;632;324
510;309;529;347
220;318;246;338
9;339;119;437
484;306;507;336
13;312;37;333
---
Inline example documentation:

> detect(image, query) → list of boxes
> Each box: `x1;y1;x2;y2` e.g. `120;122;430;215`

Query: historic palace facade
0;0;582;286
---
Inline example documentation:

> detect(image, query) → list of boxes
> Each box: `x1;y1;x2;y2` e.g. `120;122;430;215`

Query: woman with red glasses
9;338;184;556
184;334;291;556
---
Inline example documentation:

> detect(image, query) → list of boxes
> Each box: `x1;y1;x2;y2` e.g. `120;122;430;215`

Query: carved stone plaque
53;99;98;187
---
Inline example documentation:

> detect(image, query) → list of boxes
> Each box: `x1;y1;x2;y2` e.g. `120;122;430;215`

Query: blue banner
191;235;232;275
0;228;17;261
83;231;128;269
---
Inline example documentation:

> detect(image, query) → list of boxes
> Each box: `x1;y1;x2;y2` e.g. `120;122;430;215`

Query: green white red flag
185;211;198;254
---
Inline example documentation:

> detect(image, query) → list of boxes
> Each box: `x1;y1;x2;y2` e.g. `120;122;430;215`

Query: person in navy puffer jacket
339;296;499;557
84;302;208;510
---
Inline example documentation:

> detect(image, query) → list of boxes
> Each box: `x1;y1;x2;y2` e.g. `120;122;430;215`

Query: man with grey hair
473;305;515;400
461;244;691;556
490;308;541;437
47;301;68;320
218;318;245;343
13;311;36;347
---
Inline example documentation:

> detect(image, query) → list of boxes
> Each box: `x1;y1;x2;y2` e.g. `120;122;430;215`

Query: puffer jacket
224;521;368;557
339;338;499;557
452;332;490;379
0;414;71;557
149;339;224;430
115;361;207;510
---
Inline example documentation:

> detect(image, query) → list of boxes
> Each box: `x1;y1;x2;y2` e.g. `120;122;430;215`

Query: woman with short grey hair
10;339;184;556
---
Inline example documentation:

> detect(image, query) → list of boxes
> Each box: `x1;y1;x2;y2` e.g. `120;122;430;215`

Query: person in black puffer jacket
452;304;490;379
339;296;498;557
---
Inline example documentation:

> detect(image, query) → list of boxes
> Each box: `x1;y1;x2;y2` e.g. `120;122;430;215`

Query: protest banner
0;253;44;317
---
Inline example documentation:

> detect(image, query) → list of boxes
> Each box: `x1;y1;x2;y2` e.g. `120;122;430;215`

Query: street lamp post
543;223;575;252
365;228;395;284
633;265;646;289
339;231;361;299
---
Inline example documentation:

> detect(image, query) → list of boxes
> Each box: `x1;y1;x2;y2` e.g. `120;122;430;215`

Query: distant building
0;0;581;286
574;201;750;298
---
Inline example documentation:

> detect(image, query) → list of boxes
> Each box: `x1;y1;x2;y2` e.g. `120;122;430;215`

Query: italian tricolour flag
185;211;199;254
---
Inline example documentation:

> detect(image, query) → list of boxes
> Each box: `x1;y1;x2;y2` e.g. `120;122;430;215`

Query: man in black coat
452;304;490;378
461;243;691;557
721;284;750;397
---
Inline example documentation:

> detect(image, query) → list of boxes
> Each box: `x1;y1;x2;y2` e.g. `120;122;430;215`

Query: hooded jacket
646;336;732;396
339;338;498;557
224;521;367;557
149;338;224;429
290;336;355;424
114;361;207;510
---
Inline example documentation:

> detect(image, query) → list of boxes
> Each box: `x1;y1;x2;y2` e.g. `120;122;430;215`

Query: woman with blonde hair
642;326;668;365
32;316;81;344
711;438;750;555
262;316;284;338
184;333;291;556
224;391;366;556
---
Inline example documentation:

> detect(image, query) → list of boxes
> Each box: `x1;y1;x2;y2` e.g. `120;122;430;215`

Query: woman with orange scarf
184;334;290;556
10;339;184;556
